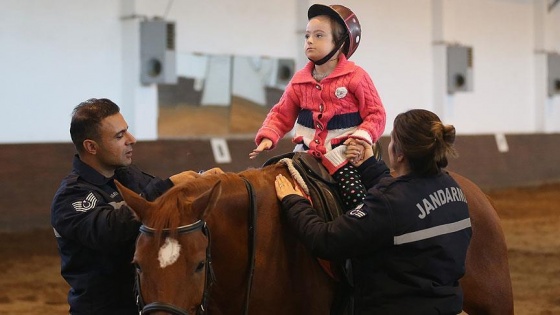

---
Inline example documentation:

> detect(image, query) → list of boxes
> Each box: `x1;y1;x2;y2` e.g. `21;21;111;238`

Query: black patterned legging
333;164;366;212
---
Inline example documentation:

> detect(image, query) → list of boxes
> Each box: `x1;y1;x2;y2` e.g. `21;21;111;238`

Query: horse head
116;179;222;315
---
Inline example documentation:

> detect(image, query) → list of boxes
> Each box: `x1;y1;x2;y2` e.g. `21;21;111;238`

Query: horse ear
192;180;222;220
114;180;152;221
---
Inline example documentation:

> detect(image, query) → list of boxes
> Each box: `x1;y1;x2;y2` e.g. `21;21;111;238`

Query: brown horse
117;164;513;315
450;171;514;315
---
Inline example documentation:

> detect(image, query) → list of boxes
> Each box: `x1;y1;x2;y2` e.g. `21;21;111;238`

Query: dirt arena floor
157;96;271;137
0;183;558;314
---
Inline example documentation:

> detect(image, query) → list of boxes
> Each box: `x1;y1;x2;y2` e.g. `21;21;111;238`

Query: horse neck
205;173;254;227
205;167;284;226
200;173;259;311
197;167;337;313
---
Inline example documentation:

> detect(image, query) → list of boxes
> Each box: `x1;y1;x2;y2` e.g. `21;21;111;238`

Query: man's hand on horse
169;171;199;185
169;168;224;185
200;167;225;176
275;174;303;200
249;138;273;159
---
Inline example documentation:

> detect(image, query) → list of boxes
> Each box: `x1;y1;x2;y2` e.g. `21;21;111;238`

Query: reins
136;220;215;315
241;177;258;315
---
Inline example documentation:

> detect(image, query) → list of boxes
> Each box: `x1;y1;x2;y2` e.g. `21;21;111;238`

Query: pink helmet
308;4;362;59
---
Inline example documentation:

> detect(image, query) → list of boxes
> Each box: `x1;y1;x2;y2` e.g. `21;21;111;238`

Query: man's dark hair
70;98;120;153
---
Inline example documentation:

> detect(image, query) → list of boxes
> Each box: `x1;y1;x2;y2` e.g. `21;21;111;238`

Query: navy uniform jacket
51;155;173;315
282;157;472;315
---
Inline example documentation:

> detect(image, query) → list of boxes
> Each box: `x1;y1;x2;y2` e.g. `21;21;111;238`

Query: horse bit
135;219;215;315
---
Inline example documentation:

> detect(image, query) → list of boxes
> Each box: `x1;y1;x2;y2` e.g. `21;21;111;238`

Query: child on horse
250;4;386;211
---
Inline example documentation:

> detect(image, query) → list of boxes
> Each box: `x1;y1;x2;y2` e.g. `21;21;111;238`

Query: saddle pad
272;152;345;222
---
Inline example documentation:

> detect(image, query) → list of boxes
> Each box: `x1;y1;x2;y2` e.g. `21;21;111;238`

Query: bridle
135;219;215;315
135;177;257;315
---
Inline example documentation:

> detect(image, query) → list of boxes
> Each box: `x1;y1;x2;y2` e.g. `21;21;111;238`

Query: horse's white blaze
158;237;181;268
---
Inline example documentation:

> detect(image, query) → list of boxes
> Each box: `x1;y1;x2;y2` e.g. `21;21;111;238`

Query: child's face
305;15;336;62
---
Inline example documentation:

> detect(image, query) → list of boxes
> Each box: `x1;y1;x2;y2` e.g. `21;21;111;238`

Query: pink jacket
255;54;386;174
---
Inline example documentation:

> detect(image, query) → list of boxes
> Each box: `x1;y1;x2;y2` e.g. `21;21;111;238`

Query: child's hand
249;138;273;159
275;174;303;200
344;138;363;164
345;138;374;167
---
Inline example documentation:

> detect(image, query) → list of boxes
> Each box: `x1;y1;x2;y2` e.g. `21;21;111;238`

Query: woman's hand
274;174;303;200
345;138;375;167
249;138;273;159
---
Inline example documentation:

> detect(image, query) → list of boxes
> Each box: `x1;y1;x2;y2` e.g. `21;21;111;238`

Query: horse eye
134;262;142;273
195;261;205;273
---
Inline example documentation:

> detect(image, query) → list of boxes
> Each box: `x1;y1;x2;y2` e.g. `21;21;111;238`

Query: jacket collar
291;54;355;84
73;154;113;186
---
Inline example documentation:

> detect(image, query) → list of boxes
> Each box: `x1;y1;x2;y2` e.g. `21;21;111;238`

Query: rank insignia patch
348;204;367;218
72;192;98;212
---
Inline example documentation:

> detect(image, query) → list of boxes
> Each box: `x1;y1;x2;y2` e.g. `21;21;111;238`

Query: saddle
263;151;345;222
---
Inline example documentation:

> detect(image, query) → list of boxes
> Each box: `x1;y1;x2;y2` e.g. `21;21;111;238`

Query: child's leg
333;164;366;212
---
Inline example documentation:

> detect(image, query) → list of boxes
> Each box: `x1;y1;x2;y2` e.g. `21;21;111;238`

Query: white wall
0;0;559;143
439;0;537;133
0;0;123;143
344;0;435;134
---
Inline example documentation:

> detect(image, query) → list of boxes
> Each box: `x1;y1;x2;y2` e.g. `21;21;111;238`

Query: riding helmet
308;4;362;59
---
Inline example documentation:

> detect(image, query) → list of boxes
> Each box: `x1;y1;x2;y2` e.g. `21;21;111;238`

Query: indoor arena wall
1;134;558;232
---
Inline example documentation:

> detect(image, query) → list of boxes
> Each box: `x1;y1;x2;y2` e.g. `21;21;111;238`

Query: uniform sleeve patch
72;192;98;212
348;203;367;218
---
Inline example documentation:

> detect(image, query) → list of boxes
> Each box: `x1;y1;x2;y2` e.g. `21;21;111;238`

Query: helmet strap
309;33;348;65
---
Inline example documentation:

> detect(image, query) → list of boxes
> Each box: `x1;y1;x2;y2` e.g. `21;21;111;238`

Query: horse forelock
146;179;211;240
